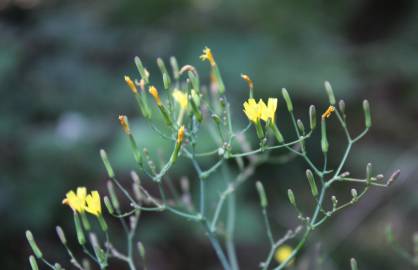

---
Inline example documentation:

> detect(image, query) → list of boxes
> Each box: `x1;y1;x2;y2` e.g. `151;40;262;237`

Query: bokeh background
1;0;418;269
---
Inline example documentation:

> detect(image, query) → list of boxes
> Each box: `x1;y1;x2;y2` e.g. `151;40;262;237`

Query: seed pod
309;105;316;130
29;255;39;270
287;189;296;207
100;149;114;178
362;100;372;128
350;258;358;270
306;169;318;197
282;88;293;112
324;81;336;105
255;181;268;208
56;226;67;245
26;231;43;259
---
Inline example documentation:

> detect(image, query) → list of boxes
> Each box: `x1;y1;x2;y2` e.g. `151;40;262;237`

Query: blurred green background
1;0;418;269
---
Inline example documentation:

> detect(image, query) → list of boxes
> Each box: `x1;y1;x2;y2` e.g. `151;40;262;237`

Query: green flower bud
287;189;296;207
362;100;372;128
29;255;39;270
297;119;305;134
282;88;293;112
55;226;67;245
134;56;149;84
26;230;43;259
255;181;268;208
324;81;336;105
350;258;358;270
309;105;316;130
321;118;328;153
306;169;318;197
103;196;114;215
107;181;120;210
100;149;114;178
170;56;180;80
73;213;86;245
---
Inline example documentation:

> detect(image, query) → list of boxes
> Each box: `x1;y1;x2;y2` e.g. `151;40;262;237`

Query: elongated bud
29;255;39;270
157;58;171;90
98;215;108;232
149;86;161;105
241;73;254;98
188;71;200;94
297;119;305;134
321;118;328;153
134;56;149;84
309;105;316;130
103;196;114;214
73;213;86;245
56;226;67;245
118;115;130;134
351;188;358;200
149;86;172;126
256;181;268;208
306;169;318;197
366;163;372;181
177;125;185;143
350;258;358;270
107;181;120;210
170;56;180;80
100;149;114;178
287;189;296;207
282;88;293;112
170;126;185;164
270;122;284;143
331;195;338;207
362;100;371;128
339;100;346;115
211;114;221;124
387;169;400;186
26;231;43;258
54;263;63;270
124;76;138;93
137;241;146;260
324;81;336;105
386;224;394;243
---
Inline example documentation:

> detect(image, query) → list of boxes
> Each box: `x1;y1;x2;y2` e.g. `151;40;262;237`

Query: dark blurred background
1;0;418;269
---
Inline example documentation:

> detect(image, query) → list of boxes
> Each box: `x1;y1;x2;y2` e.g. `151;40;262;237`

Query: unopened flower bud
324;81;336;105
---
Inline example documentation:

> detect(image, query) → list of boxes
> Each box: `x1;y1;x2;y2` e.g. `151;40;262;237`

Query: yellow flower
124;76;138;93
149;86;161;105
62;187;87;213
243;98;262;123
172;89;188;109
275;245;293;264
200;47;216;66
241;74;253;89
177;125;185;143
118;115;130;134
260;98;278;122
85;191;102;217
322;105;335;119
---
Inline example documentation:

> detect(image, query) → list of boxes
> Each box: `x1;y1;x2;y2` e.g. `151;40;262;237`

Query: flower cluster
62;187;102;217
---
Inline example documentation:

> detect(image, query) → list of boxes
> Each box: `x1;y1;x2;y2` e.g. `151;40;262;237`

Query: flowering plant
26;47;399;270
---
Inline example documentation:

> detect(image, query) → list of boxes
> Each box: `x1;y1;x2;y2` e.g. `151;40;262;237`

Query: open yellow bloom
124;76;138;93
62;187;87;213
322;105;335;119
172;89;188;109
149;86;161;105
260;98;278;122
243;98;263;123
85;191;102;217
200;47;216;66
275;245;293;264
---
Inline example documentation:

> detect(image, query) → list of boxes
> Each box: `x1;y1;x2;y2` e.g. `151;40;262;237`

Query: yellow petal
172;89;188;109
275;245;293;264
85;191;101;216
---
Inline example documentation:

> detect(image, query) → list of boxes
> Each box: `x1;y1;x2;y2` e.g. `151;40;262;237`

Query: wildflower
149;86;161;105
118;115;130;134
260;98;278;122
241;74;253;89
177;125;185;143
172;89;188;109
243;98;262;123
85;191;102;217
200;47;216;66
322;105;335;119
124;76;138;93
62;187;87;213
275;245;293;265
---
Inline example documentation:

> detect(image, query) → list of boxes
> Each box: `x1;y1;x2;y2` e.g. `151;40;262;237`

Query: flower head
200;47;216;66
275;245;293;264
118;115;130;134
260;98;278;122
177;125;185;143
243;98;263;123
241;74;253;89
172;89;188;109
124;76;138;93
149;86;161;105
322;105;335;119
85;191;102;216
62;187;87;213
